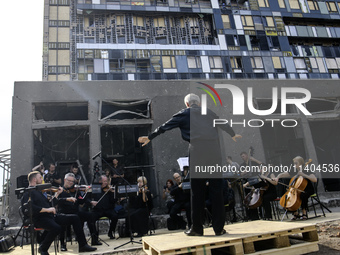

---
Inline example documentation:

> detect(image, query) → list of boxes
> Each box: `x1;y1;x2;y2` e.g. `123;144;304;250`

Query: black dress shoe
91;239;102;246
215;229;227;236
38;247;50;255
184;229;203;236
108;233;114;239
60;244;67;251
79;244;97;253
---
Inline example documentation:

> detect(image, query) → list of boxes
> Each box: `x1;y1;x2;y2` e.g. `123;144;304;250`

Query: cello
279;159;312;212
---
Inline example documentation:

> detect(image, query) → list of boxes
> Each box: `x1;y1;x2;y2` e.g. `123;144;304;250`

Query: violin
102;185;115;193
66;185;91;193
41;187;59;193
279;159;312;211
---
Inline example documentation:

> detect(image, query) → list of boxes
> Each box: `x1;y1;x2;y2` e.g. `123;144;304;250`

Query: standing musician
243;165;277;220
90;175;119;239
111;158;125;186
275;156;317;220
126;176;153;237
21;171;96;255
57;173;102;250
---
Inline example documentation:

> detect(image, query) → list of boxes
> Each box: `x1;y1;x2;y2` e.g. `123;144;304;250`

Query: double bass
279;159;312;212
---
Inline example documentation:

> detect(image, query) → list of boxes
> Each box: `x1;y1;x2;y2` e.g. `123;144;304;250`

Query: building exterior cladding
43;0;340;82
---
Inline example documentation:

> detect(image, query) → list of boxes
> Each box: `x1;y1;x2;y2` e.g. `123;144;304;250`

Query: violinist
90;175;119;239
126;176;153;237
276;156;317;220
21;171;96;255
57;173;102;249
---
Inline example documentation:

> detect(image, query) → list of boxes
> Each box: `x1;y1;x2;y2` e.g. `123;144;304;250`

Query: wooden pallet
142;220;319;255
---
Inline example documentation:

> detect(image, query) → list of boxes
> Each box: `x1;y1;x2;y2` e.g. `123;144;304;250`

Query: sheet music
177;157;189;172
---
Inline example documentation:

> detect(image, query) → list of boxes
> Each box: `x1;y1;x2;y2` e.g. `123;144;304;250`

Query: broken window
99;100;151;121
305;98;339;114
34;102;88;121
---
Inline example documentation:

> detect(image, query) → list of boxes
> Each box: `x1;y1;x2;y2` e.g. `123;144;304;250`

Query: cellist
274;156;317;220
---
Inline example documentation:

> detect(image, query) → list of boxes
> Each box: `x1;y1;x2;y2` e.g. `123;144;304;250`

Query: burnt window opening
305;98;339;114
34;102;88;121
100;99;151;121
33;128;90;184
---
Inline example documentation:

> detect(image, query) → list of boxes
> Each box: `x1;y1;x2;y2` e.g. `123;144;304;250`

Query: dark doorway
100;125;153;185
259;122;305;167
309;120;340;191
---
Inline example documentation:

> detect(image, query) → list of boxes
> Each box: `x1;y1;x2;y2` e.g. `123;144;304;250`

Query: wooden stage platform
142;220;319;255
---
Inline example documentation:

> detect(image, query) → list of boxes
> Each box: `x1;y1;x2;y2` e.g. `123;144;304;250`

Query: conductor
138;93;241;236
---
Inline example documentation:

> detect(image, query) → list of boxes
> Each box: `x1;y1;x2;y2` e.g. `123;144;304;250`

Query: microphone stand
92;153;141;249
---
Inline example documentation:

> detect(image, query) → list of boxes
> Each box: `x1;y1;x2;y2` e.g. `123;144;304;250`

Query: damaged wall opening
100;99;150;120
100;125;152;185
34;102;88;121
33;127;90;184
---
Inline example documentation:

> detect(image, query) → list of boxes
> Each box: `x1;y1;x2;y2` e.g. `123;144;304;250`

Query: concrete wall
10;79;340;224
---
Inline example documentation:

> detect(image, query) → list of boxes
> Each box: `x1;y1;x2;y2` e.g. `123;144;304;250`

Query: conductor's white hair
184;93;200;106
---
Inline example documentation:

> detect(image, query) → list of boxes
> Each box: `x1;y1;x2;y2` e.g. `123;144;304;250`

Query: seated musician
70;164;82;185
275;156;317;220
243;165;277;220
126;176;153;237
90;175;119;239
169;173;191;229
21;171;96;255
240;152;263;220
57;173;102;250
44;163;62;187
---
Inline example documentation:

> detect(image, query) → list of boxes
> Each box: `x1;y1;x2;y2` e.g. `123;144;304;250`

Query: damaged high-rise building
43;0;340;81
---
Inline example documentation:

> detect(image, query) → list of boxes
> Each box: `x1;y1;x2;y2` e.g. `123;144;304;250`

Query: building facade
43;0;340;81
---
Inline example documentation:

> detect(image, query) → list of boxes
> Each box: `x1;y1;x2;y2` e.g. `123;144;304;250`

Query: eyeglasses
66;179;74;183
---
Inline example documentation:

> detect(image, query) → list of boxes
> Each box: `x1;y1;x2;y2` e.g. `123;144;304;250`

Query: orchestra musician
240;152;263;221
44;163;61;187
21;171;96;255
56;173;102;250
70;164;82;185
243;165;277;220
126;176;153;237
169;173;191;230
111;158;124;186
90;175;119;239
275;156;317;220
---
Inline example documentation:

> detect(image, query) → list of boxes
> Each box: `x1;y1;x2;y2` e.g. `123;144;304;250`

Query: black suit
21;189;88;252
148;104;236;234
